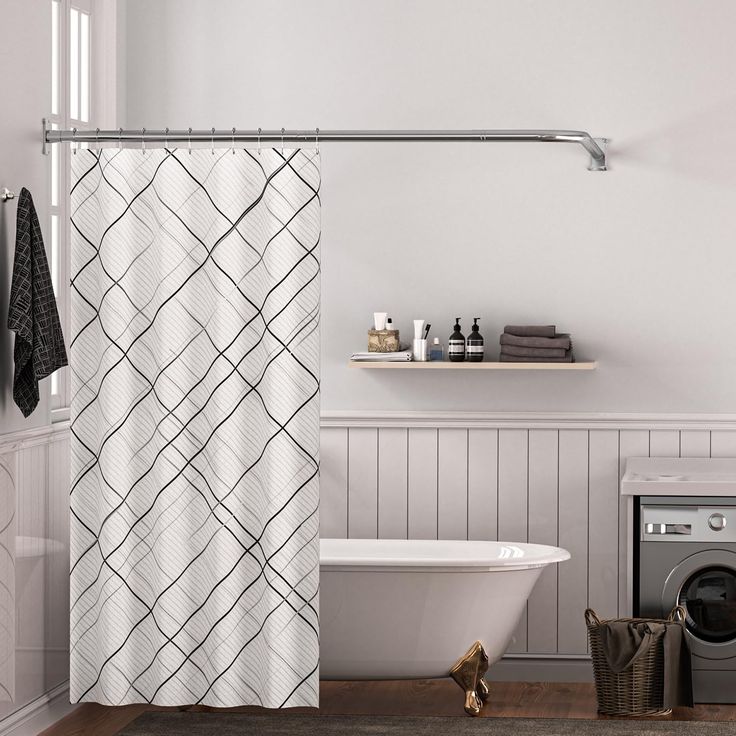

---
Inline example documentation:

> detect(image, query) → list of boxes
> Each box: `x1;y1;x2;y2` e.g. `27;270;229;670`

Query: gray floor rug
118;712;735;736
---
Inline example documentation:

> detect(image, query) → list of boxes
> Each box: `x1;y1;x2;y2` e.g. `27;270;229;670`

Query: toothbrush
423;324;431;340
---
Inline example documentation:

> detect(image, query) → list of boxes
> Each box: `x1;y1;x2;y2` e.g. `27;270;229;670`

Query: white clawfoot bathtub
320;538;570;679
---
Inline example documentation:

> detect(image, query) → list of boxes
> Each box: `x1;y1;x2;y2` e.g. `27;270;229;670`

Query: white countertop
621;457;736;496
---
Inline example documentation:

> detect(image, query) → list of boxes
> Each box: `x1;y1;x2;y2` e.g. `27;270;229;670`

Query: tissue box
368;329;400;352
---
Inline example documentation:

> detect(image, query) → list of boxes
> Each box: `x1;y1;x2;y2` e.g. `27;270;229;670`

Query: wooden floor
40;680;736;736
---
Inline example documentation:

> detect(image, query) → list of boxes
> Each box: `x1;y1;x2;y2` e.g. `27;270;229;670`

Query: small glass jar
430;337;444;361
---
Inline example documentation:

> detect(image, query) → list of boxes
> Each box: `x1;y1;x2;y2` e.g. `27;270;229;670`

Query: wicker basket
585;606;685;717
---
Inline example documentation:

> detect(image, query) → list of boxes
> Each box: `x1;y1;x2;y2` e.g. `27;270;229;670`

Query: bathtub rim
320;538;571;573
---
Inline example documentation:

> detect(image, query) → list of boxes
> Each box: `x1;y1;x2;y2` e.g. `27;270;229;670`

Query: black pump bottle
448;318;465;362
466;318;484;362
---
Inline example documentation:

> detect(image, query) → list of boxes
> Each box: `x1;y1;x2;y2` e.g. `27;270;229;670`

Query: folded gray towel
500;345;568;358
503;325;556;338
499;351;573;363
500;333;572;350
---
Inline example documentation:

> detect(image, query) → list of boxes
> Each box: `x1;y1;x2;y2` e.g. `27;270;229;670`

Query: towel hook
257;127;262;156
188;127;192;155
211;127;215;155
72;127;77;155
141;128;146;155
281;127;285;155
0;188;15;202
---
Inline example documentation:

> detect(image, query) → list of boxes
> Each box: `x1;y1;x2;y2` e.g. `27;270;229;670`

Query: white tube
374;312;387;330
413;319;425;340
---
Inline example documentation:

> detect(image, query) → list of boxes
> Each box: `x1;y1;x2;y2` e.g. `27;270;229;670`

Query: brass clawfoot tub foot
476;675;490;702
449;640;490;716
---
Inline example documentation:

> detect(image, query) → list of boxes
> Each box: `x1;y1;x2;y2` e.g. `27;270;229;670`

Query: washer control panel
641;504;736;542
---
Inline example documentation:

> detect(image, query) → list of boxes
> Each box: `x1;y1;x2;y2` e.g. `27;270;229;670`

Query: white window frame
49;0;119;422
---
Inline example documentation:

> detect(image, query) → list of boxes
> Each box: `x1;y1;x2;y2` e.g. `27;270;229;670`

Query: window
49;0;117;418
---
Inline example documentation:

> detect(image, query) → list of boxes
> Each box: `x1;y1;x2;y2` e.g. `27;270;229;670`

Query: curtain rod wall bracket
43;127;609;170
588;137;608;172
42;118;50;156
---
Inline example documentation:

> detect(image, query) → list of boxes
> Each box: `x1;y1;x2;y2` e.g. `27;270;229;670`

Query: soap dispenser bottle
466;318;484;362
448;318;466;362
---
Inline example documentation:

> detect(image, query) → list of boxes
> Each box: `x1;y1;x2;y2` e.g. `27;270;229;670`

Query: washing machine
638;496;736;703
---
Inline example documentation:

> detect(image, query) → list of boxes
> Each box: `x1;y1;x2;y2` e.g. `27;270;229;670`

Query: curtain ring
95;127;100;150
141;127;146;155
165;126;169;149
257;127;262;156
118;127;123;151
188;127;192;155
315;127;319;153
72;127;77;155
232;127;236;154
211;127;215;155
281;127;285;155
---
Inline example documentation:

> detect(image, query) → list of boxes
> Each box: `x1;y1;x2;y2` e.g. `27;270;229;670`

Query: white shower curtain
69;147;320;707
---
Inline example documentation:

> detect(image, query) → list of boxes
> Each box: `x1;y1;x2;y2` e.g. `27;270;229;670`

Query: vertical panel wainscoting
0;424;73;735
498;430;528;653
408;429;438;540
320;413;736;682
527;430;559;655
378;428;408;539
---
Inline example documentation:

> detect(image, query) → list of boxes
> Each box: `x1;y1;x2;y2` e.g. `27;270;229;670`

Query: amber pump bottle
448;318;466;362
466;318;484;362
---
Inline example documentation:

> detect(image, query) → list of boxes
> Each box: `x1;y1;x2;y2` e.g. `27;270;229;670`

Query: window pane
80;12;90;122
50;212;60;395
51;0;59;115
50;214;59;294
51;133;59;207
70;8;79;120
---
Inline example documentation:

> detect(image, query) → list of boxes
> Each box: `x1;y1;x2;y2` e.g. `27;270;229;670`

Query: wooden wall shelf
349;361;597;371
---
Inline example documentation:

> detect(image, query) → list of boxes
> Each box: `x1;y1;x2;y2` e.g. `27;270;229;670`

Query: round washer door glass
678;566;736;643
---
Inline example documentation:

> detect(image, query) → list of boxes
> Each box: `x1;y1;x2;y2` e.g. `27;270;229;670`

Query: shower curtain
69;147;320;707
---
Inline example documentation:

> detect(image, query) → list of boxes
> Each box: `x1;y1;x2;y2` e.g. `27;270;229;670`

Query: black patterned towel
8;188;67;417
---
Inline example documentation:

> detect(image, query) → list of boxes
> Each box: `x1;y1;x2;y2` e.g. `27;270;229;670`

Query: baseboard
0;682;75;736
489;655;593;683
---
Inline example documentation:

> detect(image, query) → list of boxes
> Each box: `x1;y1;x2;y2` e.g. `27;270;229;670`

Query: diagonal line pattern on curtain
68;147;321;707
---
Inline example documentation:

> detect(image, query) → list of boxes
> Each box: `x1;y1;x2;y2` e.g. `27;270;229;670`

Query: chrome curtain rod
42;121;608;170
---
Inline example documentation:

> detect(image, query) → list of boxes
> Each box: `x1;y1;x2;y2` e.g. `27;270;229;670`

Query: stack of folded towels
499;325;574;363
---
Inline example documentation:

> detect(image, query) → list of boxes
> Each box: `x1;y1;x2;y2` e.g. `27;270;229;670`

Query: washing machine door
662;550;736;660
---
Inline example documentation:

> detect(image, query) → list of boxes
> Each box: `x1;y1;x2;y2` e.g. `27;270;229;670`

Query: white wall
0;0;52;434
122;0;736;413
